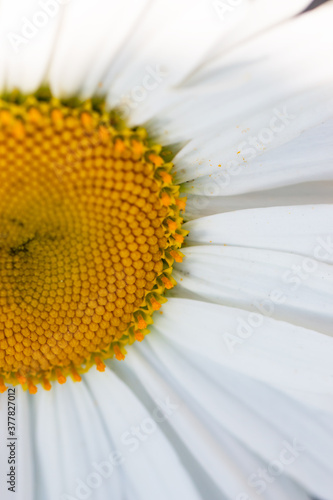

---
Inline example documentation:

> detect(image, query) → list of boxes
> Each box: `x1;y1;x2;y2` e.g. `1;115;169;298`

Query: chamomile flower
0;1;332;500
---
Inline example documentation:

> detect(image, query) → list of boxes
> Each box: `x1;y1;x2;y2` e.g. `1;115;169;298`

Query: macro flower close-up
0;1;333;499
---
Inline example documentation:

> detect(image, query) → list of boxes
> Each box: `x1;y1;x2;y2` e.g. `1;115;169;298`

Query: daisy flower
0;1;332;499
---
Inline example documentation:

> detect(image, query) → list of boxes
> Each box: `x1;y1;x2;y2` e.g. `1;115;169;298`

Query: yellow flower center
0;91;186;394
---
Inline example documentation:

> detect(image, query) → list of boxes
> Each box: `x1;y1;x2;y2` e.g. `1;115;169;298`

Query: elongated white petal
144;333;333;499
153;297;333;412
173;245;333;335
105;0;228;124
185;205;333;265
125;348;264;500
106;0;314;126
84;367;202;500
48;0;149;97
66;380;124;500
0;0;62;93
186;0;314;77
125;345;312;500
185;181;333;219
33;379;124;500
181;119;333;197
32;387;65;499
148;4;333;150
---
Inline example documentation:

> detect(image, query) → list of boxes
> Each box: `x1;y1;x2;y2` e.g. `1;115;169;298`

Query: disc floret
0;90;186;393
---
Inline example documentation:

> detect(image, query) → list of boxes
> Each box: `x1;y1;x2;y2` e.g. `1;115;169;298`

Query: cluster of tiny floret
0;94;185;393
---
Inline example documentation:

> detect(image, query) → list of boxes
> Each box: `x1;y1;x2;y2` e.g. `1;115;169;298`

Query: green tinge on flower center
0;90;186;394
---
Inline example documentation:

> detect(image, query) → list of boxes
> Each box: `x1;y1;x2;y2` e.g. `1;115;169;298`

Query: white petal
105;0;312;126
153;297;333;412
65;380;124;499
144;333;333;499
125;347;264;500
104;0;229;124
33;378;123;500
48;0;149;97
32;387;62;499
186;1;333;91
125;345;312;500
0;0;62;93
185;205;333;264
173;245;333;335
148;4;333;148
181;118;333;196
84;367;202;500
185;181;333;219
185;0;314;77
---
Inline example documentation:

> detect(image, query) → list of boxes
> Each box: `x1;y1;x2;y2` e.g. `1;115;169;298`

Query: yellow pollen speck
114;138;125;153
51;108;63;124
149;153;164;166
0;377;7;393
131;140;144;156
161;192;171;207
174;233;184;244
81;111;93;129
28;108;42;123
176;198;186;211
43;378;52;391
160;171;172;184
28;382;38;395
170;250;183;263
161;276;174;290
113;344;125;361
150;297;161;310
0;109;11;125
167;219;178;232
72;370;82;382
134;330;144;342
95;357;106;372
12;120;25;139
98;125;109;142
0;90;186;392
56;370;66;384
17;374;27;384
137;315;147;330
